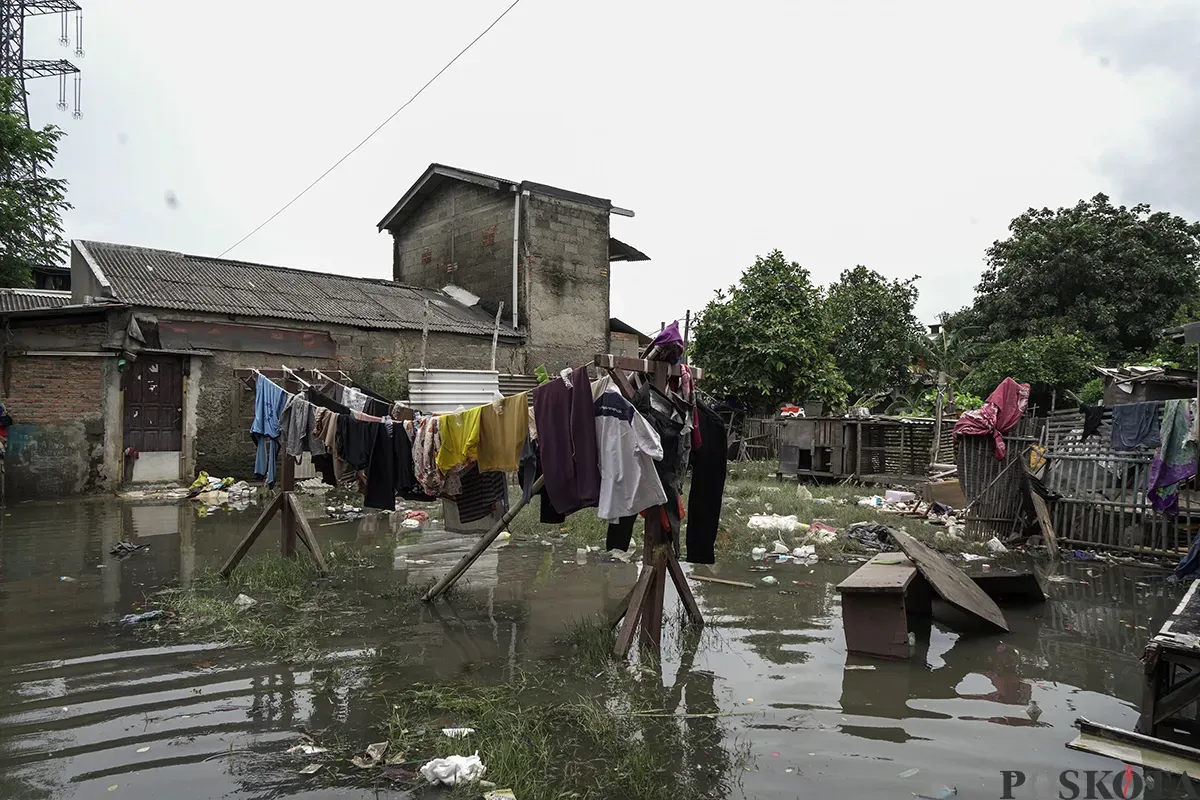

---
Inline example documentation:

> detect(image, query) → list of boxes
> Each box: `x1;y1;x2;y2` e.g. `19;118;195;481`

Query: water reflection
0;496;1190;799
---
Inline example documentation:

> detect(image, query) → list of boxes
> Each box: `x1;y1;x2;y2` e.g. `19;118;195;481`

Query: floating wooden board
835;553;916;594
887;528;1009;632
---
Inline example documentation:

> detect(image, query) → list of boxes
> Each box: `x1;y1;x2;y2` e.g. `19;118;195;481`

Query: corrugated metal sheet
408;369;499;414
78;240;524;339
0;290;70;313
498;374;538;400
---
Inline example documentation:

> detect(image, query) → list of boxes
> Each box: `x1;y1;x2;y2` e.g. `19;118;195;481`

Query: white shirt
592;377;668;522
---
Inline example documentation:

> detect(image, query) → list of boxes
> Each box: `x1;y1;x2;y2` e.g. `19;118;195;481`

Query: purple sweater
532;366;600;515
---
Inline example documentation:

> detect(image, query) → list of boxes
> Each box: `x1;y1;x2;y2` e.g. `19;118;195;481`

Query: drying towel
952;377;1030;460
1148;399;1197;515
1112;402;1162;450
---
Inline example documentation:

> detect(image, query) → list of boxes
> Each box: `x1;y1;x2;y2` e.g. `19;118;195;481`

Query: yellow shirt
477;393;529;472
436;406;482;473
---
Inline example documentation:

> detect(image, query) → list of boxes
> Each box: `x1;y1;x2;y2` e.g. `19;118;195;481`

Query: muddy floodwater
0;496;1186;799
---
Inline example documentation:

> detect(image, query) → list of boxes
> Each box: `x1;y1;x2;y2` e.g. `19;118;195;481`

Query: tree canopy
826;266;924;402
963;330;1098;407
961;194;1200;358
0;78;71;288
690;250;848;412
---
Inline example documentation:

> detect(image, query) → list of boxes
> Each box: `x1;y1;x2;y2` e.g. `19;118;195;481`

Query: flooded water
0;496;1186;799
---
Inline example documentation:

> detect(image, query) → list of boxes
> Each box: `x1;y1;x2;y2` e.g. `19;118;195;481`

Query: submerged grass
507;459;982;561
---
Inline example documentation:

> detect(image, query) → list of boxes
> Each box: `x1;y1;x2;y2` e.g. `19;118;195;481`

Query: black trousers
685;404;727;564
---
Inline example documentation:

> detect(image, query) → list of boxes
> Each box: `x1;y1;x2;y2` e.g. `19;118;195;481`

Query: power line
220;0;524;257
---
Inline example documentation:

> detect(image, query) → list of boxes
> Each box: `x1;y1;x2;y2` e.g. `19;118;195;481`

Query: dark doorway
124;356;183;452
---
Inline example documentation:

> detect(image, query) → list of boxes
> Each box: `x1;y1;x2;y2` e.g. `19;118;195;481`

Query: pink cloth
953;378;1030;460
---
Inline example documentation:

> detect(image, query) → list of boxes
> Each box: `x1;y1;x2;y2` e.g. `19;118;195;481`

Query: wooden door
124;357;183;452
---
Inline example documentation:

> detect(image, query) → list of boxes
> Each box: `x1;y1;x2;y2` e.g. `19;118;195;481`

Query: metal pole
490;302;504;372
420;299;430;371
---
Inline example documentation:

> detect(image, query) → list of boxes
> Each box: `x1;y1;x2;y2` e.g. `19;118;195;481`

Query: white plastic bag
419;752;486;785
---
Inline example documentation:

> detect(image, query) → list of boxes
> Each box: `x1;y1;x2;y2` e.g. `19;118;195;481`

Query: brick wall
6;356;106;423
391;181;516;318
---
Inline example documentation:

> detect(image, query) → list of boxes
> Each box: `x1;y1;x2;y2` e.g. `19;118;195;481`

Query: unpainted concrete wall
391;181;518;322
524;193;610;370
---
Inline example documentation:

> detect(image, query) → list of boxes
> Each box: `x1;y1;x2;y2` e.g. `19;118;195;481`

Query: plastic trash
857;496;884;508
575;548;588;565
808;521;838;542
59;575;76;582
402;518;421;528
442;727;476;738
760;575;779;585
233;594;258;611
299;764;323;775
419;752;487;785
119;610;165;626
986;537;1008;553
792;545;816;559
772;540;790;555
484;791;517;800
795;484;813;501
885;490;917;503
610;549;633;563
750;546;768;558
960;553;985;562
748;514;802;531
285;743;328;755
351;742;389;769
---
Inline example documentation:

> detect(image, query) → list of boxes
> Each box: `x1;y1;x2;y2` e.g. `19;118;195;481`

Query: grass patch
373;670;748;800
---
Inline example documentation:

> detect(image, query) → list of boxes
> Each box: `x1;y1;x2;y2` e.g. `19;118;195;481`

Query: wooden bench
835;552;932;659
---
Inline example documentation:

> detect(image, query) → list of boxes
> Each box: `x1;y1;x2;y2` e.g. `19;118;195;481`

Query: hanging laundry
952;377;1030;460
356;385;393;418
436;406;483;473
1079;404;1105;441
307;386;350;415
477;392;528;473
1112;402;1162;450
250;374;288;487
343;387;368;413
447;464;509;524
279;393;315;458
591;377;666;522
685;403;728;564
632;381;686;495
519;436;565;523
533;366;600;516
1148;399;1197;515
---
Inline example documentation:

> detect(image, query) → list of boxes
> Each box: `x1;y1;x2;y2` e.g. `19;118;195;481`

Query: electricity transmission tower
1;0;83;139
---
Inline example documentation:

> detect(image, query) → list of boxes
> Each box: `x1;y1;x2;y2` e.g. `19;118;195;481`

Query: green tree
963;330;1099;408
825;265;924;401
691;249;848;412
0;78;71;288
968;194;1200;358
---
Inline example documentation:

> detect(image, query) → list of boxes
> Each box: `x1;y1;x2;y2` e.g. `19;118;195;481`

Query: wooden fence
1042;406;1199;556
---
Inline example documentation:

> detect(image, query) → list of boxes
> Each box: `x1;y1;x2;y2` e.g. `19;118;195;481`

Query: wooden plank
689;574;755;589
593;353;703;380
841;591;911;659
835;553;917;593
664;551;704;625
604;366;637;402
1154;669;1200;724
887;527;1009;632
970;571;1047;603
1025;464;1059;560
286;492;329;575
219;493;284;578
613;563;655;659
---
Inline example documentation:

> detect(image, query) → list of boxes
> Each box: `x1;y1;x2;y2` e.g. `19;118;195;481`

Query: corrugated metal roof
76;240;523;339
0;289;71;313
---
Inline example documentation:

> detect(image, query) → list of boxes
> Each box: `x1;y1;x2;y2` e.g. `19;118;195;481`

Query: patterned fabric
1148;399;1198;515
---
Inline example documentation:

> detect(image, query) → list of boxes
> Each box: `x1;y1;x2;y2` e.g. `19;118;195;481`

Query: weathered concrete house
378;163;648;371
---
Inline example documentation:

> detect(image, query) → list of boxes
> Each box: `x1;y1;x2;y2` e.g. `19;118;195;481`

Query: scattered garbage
576;548;588;565
844;664;876;671
484;790;517;800
351;742;389;769
419;752;487;785
285;743;328;755
119;610;165;626
807;521;838;542
885;489;917;504
299;764;323;775
898;768;920;778
986;537;1009;553
751;546;768;558
404;510;430;523
795;484;813;501
109;541;149;559
792;545;818;564
497;531;511;542
442;727;476;738
233;594;258;612
187;471;235;498
960;553;986;562
610;549;633;563
326;504;366;522
748;514;803;531
857;496;884;508
843;522;893;551
402;518;421;528
760;575;779;585
59;575;77;582
772;540;790;555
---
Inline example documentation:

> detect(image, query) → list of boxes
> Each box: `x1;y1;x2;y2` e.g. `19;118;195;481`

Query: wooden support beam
665;550;704;625
1155;668;1200;724
287;492;329;575
219;493;284;578
423;475;544;601
613;561;656;659
593;354;703;381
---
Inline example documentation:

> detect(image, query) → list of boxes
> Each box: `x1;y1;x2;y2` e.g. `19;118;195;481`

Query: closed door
124;357;183;451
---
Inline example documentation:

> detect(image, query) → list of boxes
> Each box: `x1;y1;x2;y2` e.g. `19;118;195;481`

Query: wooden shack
778;416;955;484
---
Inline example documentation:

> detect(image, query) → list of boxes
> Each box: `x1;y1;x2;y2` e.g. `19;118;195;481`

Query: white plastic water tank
407;369;500;415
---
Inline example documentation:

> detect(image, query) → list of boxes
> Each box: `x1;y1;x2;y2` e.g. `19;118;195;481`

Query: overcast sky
22;0;1199;335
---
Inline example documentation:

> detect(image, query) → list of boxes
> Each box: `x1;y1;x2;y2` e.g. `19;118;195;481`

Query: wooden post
490;302;505;372
420;299;430;371
279;373;297;557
